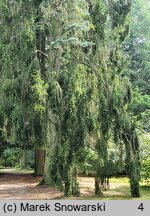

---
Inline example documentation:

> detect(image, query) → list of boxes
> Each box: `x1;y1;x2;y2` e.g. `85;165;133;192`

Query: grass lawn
13;167;34;174
65;177;150;200
0;166;34;174
0;166;5;169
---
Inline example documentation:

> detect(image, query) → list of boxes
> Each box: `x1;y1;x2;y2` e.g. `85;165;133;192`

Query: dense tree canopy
0;0;149;198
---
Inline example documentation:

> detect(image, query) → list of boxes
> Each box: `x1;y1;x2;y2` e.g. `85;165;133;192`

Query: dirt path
0;168;63;200
0;168;131;200
0;169;95;200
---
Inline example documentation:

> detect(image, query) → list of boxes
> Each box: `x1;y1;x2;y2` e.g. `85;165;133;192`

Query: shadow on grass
141;185;150;190
59;184;150;200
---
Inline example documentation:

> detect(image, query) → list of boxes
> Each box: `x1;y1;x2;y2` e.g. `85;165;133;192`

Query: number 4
138;203;144;211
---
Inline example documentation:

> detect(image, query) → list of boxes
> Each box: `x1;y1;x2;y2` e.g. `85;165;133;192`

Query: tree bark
21;150;28;169
43;109;58;184
34;148;46;176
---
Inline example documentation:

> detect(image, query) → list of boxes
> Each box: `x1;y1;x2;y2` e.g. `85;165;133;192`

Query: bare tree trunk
34;148;46;176
21;150;28;169
43;109;58;184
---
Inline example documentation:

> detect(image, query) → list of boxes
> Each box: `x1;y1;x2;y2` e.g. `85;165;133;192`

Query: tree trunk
130;168;140;197
0;158;2;166
95;177;102;196
124;131;140;197
128;155;140;197
21;150;28;169
34;148;46;176
43;109;59;184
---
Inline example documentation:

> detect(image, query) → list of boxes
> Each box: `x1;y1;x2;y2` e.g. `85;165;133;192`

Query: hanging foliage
0;0;141;197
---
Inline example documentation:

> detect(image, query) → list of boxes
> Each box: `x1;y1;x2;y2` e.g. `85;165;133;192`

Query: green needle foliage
0;0;146;198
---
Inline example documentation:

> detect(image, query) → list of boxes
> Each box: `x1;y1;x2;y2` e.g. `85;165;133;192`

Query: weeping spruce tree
0;0;46;173
0;1;37;151
38;0;97;196
0;0;140;197
40;0;140;197
85;0;140;197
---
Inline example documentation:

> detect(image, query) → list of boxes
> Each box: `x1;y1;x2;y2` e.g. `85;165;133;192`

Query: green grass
107;177;150;200
0;166;5;169
0;167;34;174
65;177;150;200
110;177;129;183
139;185;150;200
13;167;34;174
